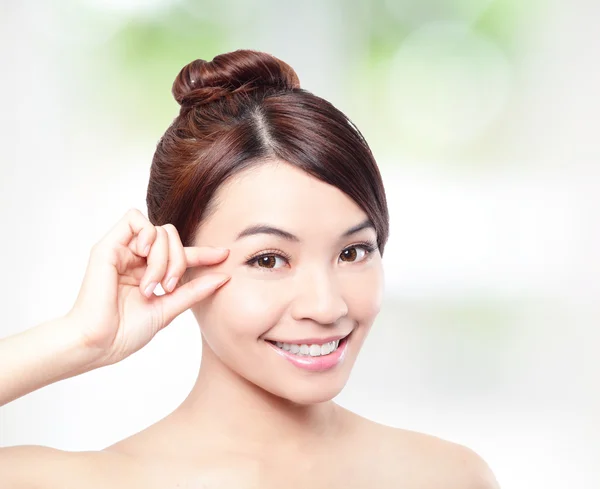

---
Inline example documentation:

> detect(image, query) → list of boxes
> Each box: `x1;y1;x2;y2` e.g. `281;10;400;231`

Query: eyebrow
235;218;375;242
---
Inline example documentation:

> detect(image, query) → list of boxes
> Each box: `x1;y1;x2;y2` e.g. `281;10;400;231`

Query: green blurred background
1;1;599;487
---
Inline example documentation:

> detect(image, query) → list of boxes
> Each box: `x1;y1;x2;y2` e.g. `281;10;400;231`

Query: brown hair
146;49;389;253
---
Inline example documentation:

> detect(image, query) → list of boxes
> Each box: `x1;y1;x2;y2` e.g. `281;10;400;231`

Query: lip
265;333;352;372
264;333;351;346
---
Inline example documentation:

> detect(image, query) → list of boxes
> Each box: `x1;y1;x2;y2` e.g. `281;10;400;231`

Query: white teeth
271;339;342;357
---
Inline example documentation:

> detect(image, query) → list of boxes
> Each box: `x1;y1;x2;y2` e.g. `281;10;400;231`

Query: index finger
99;208;157;256
183;246;230;269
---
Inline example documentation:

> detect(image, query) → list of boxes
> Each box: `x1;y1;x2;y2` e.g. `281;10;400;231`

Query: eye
339;242;376;263
246;251;290;270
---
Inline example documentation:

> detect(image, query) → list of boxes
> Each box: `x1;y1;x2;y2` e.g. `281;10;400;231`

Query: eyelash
244;240;378;272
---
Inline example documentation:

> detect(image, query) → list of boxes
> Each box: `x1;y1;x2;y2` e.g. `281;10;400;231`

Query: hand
67;208;230;366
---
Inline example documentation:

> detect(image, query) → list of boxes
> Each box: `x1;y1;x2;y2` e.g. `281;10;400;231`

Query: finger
161;224;187;293
157;274;230;328
134;220;158;257
99;208;157;257
127;232;155;257
84;234;148;306
113;246;147;280
183;247;230;269
127;236;140;256
140;226;169;298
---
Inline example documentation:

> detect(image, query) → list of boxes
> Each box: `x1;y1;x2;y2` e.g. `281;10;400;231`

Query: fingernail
166;277;177;292
144;281;158;297
143;245;150;256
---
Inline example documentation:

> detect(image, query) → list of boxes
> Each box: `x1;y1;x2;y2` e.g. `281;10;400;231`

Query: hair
146;49;389;253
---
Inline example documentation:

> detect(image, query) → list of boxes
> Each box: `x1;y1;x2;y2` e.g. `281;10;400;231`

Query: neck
170;336;344;453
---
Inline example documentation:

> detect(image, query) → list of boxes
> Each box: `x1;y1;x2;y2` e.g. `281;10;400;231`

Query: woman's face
186;160;384;404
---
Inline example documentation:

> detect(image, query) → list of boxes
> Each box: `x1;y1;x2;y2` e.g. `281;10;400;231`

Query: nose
289;269;349;325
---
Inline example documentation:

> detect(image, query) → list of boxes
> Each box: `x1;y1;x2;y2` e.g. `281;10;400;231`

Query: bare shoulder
384;424;500;489
0;444;152;489
343;411;499;489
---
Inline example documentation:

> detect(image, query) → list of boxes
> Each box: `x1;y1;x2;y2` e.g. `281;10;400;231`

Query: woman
0;50;499;488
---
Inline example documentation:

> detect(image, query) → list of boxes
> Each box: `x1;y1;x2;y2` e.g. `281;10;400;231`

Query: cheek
343;266;384;322
194;275;288;340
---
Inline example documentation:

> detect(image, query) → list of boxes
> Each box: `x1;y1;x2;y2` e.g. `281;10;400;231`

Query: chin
250;365;353;406
253;329;362;405
276;381;347;405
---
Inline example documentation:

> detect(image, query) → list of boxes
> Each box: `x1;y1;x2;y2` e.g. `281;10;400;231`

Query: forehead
195;161;369;242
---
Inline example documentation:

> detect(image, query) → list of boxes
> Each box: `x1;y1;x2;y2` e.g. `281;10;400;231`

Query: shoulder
0;445;151;488
0;445;79;488
385;426;500;489
344;412;500;489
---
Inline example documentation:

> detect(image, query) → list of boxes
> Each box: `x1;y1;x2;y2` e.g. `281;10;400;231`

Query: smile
265;333;352;372
269;340;340;357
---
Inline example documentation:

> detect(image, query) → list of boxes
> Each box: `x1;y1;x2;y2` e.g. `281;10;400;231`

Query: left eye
339;245;371;263
253;255;288;269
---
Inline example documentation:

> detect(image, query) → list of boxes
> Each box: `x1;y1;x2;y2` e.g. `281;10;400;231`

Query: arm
0;316;99;406
1;209;229;407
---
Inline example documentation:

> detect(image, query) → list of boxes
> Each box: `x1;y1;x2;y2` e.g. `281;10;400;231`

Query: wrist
42;314;107;378
0;315;108;406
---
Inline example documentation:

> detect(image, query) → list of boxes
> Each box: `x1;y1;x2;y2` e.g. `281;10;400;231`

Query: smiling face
185;160;384;404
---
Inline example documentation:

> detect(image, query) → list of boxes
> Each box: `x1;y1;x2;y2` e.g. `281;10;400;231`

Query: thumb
157;274;230;327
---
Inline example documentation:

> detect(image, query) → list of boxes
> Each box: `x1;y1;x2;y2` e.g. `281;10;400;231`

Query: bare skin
1;411;497;489
0;162;499;488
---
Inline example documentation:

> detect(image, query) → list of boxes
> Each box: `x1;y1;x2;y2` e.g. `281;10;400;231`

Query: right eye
246;252;290;271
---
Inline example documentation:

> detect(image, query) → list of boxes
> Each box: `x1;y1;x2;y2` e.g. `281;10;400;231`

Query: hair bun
172;49;301;107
